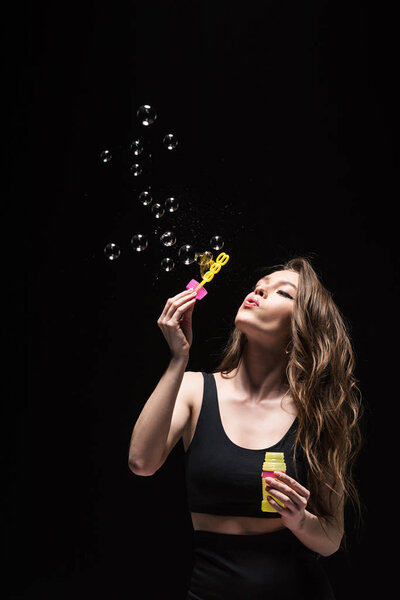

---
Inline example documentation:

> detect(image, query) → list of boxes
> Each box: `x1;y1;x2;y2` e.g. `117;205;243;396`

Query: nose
254;287;267;299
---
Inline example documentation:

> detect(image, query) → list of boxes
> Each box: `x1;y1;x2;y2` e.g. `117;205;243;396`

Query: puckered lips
243;296;259;307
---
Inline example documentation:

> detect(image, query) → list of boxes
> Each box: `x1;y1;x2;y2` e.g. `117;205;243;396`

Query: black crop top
184;372;308;518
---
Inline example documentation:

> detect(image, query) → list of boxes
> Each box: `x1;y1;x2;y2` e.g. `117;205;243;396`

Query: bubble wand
185;252;230;300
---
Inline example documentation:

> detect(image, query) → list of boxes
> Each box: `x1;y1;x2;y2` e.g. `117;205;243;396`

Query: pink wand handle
186;279;208;300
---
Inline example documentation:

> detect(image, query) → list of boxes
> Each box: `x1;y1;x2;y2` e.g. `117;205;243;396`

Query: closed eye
277;290;293;300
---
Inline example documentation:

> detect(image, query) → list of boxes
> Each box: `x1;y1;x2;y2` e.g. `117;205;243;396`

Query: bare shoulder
180;371;205;450
156;371;205;467
181;370;204;409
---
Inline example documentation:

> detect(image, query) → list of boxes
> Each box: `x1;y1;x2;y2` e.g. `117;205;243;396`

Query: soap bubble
163;133;178;150
139;190;152;205
178;244;196;265
196;251;214;277
130;139;143;156
151;203;165;219
130;234;148;252
161;257;175;272
100;150;112;163
104;242;120;260
196;251;213;265
210;235;224;250
130;163;142;177
165;196;179;213
160;231;176;247
137;104;157;126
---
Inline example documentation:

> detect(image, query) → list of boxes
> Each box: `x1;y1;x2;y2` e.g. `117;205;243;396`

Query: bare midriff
190;512;286;535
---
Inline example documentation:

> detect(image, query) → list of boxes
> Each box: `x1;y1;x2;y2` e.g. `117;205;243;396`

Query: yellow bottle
261;451;287;512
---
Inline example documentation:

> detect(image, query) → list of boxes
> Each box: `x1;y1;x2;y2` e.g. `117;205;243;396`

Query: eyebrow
255;278;298;290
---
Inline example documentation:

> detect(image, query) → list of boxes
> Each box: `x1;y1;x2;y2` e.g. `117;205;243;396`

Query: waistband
192;528;317;557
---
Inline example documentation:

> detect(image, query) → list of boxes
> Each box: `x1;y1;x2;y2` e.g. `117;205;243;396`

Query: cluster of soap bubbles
102;104;225;273
100;105;178;171
138;188;180;219
104;233;225;273
99;105;178;173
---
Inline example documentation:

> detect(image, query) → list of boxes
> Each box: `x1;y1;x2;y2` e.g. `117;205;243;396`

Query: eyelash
277;290;293;300
252;286;293;300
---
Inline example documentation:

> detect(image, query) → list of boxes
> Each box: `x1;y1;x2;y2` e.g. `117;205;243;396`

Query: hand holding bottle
264;471;310;531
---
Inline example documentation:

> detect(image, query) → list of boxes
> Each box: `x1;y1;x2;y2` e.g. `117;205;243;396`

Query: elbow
128;455;158;477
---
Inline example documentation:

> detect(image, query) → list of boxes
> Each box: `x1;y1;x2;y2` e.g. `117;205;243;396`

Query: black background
6;1;399;598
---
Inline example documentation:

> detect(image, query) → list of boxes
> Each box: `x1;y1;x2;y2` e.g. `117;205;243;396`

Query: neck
230;338;288;402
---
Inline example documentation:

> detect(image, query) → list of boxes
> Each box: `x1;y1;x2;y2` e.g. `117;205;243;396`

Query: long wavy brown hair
213;256;363;537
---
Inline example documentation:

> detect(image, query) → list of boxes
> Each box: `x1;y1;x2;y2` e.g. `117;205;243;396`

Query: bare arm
265;471;344;556
128;357;192;475
128;288;198;476
287;475;344;557
289;507;344;557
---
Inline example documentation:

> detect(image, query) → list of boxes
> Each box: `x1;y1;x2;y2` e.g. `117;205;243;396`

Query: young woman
128;256;363;599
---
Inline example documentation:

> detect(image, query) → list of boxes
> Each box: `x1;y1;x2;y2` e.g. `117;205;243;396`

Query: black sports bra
184;372;308;518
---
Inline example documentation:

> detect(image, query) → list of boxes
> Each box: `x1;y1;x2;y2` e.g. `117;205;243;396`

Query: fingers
159;289;197;323
273;471;311;502
265;486;299;516
264;481;291;507
265;473;309;510
267;496;292;514
266;496;287;514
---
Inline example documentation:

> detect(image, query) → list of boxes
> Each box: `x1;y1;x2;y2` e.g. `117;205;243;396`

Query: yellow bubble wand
185;252;230;300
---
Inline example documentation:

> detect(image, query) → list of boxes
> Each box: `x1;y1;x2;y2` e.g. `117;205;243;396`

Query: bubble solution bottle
261;452;287;512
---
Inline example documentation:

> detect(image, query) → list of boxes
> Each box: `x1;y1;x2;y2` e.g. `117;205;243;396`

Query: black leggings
187;528;335;600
